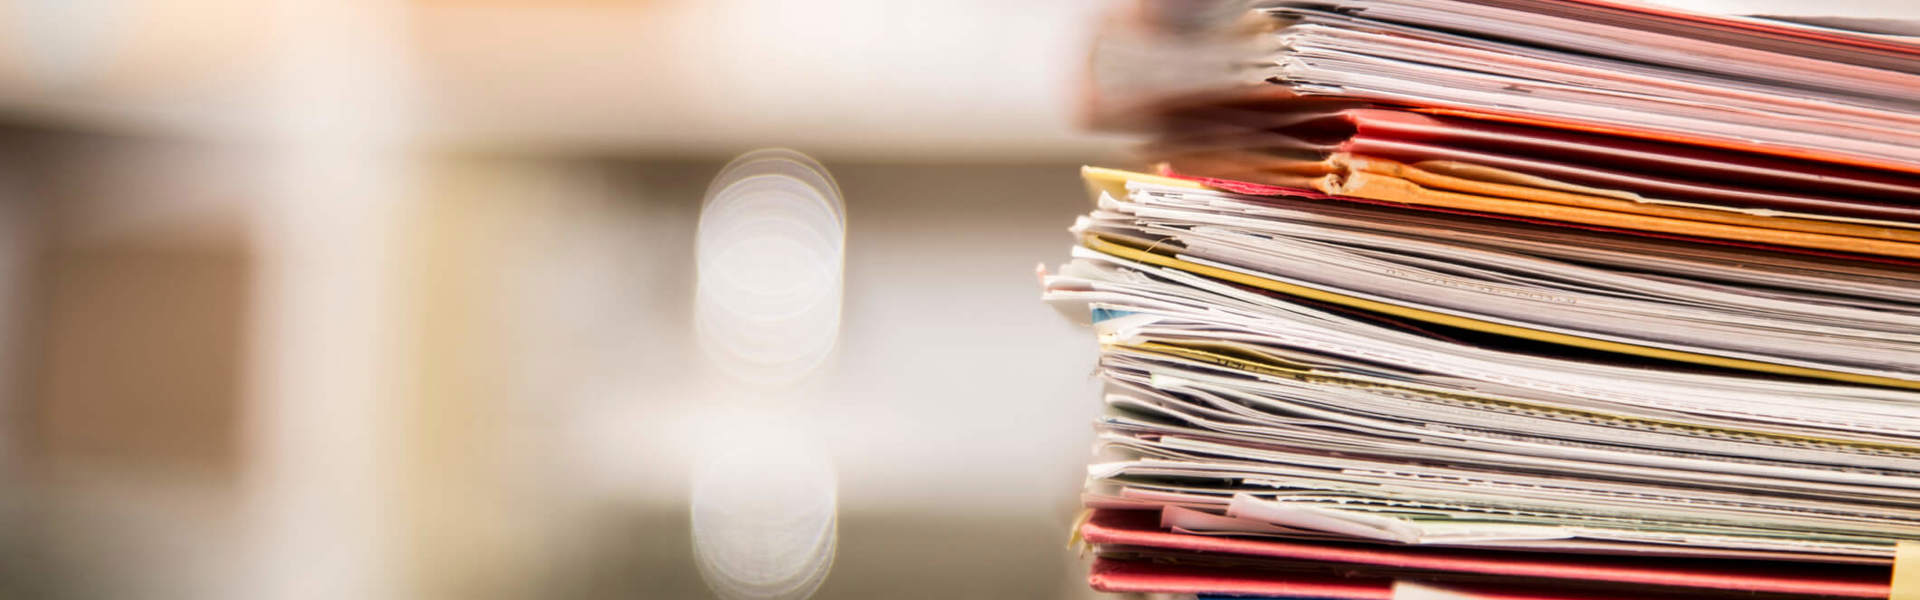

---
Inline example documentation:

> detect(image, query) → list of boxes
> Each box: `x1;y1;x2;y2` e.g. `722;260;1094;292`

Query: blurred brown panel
28;245;247;475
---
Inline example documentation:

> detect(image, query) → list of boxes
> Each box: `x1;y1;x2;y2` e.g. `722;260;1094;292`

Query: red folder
1343;108;1920;221
1081;510;1891;598
1151;105;1920;219
1089;559;1771;600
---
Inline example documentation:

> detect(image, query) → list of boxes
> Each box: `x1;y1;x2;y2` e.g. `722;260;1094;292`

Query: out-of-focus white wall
5;0;1911;158
0;0;1128;161
401;159;1104;599
513;161;1103;514
415;0;1127;160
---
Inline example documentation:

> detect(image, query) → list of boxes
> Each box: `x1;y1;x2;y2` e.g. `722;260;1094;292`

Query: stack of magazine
1046;1;1920;598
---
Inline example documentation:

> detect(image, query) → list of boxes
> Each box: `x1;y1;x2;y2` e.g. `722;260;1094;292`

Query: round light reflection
693;149;846;386
689;430;837;600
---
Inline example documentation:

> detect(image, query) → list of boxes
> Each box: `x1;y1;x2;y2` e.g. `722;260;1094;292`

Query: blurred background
0;1;1133;598
10;1;1912;599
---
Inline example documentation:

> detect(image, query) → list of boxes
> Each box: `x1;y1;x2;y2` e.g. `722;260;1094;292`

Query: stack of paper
1049;1;1920;598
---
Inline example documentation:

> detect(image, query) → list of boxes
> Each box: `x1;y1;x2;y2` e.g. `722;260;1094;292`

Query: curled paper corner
1066;508;1095;553
1043;266;1097;327
1071;213;1093;234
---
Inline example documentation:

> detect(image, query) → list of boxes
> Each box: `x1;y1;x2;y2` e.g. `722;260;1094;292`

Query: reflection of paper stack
691;430;837;600
1052;1;1920;597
